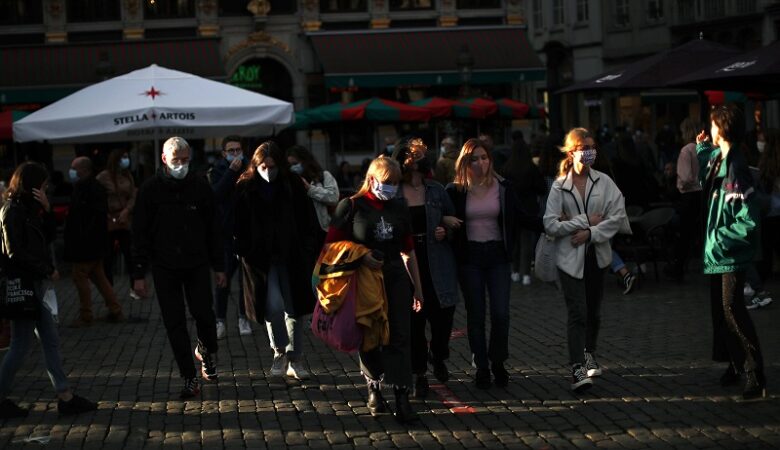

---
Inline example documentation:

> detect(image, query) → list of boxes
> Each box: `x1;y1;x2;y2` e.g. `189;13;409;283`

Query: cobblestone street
1;267;779;449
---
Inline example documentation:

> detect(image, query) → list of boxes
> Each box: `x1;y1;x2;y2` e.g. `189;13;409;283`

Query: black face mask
416;157;431;175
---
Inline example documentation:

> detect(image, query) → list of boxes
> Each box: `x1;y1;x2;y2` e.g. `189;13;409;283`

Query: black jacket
132;168;223;279
64;176;108;262
208;158;242;240
233;172;319;320
0;197;56;279
446;176;542;264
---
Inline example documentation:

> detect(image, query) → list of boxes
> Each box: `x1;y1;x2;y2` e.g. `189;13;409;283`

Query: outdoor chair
614;207;676;282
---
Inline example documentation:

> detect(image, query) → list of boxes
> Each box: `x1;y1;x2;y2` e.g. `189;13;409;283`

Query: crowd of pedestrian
0;103;776;423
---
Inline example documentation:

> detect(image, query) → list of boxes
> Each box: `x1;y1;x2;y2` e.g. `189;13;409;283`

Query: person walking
209;136;252;339
543;128;629;393
65;156;124;327
446;138;542;389
233;142;319;382
96;149;136;288
0;162;97;419
132;137;225;399
391;138;460;398
286;145;340;245
326;156;425;423
697;105;766;399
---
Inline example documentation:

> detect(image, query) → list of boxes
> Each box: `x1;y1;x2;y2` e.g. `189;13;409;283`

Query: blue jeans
0;297;70;399
459;241;511;370
265;264;302;361
611;250;626;273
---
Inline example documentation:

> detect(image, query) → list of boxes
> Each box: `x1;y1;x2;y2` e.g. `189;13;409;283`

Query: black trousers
152;264;218;379
672;191;702;269
104;229;132;285
710;272;764;374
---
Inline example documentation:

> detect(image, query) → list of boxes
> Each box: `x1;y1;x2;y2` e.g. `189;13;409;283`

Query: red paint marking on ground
449;328;466;339
429;383;476;414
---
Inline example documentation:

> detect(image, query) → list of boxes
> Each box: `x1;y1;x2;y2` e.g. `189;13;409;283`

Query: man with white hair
132;137;226;399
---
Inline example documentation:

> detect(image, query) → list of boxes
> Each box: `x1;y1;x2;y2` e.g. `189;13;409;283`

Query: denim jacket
398;180;460;308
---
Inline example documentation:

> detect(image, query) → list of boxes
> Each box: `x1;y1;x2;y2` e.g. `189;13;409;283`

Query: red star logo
143;86;163;100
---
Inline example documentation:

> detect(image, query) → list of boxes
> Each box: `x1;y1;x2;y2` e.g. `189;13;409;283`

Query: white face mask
290;163;304;175
258;166;278;182
371;180;398;201
167;162;189;180
757;141;766;153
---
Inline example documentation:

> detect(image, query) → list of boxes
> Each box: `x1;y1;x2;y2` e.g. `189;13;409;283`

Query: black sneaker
195;343;218;381
571;364;593;393
584;352;602;377
0;399;29;419
430;356;449;383
475;368;491;389
413;375;429;399
58;395;97;415
622;272;636;295
720;364;741;387
180;378;200;399
492;362;509;387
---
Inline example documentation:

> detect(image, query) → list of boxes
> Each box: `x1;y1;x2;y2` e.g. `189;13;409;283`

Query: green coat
697;142;759;274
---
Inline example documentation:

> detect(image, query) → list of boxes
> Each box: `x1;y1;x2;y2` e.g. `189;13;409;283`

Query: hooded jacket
697;141;759;274
543;168;628;279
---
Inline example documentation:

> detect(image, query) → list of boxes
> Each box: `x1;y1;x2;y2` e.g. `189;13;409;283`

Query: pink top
465;181;501;242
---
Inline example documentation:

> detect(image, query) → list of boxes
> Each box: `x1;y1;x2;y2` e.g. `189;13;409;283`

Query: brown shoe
105;312;126;323
68;318;93;328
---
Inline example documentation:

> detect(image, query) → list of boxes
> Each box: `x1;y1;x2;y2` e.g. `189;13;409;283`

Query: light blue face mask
226;154;243;163
290;163;304;175
371;181;398;201
167;163;189;180
68;168;79;183
119;157;130;169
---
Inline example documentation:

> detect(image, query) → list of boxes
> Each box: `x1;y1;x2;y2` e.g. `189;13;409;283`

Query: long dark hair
105;148;132;190
237;141;288;185
5;162;49;201
500;138;533;180
453;138;495;191
286;145;323;183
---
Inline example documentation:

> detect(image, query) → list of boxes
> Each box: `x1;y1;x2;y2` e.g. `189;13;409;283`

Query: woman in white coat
543;127;628;393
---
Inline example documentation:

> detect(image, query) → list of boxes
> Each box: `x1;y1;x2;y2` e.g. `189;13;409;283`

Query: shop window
703;0;725;19
320;0;367;12
390;0;434;10
456;0;501;8
0;0;43;25
67;0;120;22
145;0;195;19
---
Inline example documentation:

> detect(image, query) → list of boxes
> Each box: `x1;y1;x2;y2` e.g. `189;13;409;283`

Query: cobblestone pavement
1;265;779;449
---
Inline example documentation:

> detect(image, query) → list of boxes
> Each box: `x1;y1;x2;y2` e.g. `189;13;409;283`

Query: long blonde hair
352;156;401;199
453;138;495;192
558;127;592;178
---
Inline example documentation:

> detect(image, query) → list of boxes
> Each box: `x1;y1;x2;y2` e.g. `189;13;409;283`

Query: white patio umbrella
13;64;294;144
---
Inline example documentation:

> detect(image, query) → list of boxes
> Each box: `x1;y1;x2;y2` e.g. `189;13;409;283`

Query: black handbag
0;270;40;320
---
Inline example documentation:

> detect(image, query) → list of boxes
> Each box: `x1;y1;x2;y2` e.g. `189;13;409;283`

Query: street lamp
456;44;474;97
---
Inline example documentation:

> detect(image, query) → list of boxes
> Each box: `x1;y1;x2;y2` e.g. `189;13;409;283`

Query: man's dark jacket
132;168;223;279
64;176;108;262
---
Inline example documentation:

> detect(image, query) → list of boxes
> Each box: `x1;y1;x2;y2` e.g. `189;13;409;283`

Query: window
677;0;694;22
703;0;725;19
647;0;663;21
390;0;434;11
552;0;564;26
67;0;120;22
614;0;630;27
455;0;501;8
145;0;195;19
734;0;757;14
219;0;251;16
0;0;43;25
269;0;297;14
320;0;367;12
532;0;543;30
577;0;589;22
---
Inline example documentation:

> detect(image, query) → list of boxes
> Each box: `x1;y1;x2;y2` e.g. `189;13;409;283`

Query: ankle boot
720;363;741;387
367;383;386;414
743;371;767;400
393;386;419;424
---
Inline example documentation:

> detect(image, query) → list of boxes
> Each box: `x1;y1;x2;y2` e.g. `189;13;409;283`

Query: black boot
720;364;741;387
413;374;429;399
393;386;419;424
367;382;387;415
743;371;767;400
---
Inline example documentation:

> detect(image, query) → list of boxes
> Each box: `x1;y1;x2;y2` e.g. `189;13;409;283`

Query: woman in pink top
446;139;541;389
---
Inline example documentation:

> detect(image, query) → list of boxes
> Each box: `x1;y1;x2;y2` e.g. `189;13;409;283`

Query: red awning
0;111;29;140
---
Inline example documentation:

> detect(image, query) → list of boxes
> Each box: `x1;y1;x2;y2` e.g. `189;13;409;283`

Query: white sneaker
286;360;310;380
511;272;521;283
129;290;141;300
216;321;226;340
744;284;755;298
270;354;287;376
584;351;602;377
238;317;253;336
522;275;532;286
